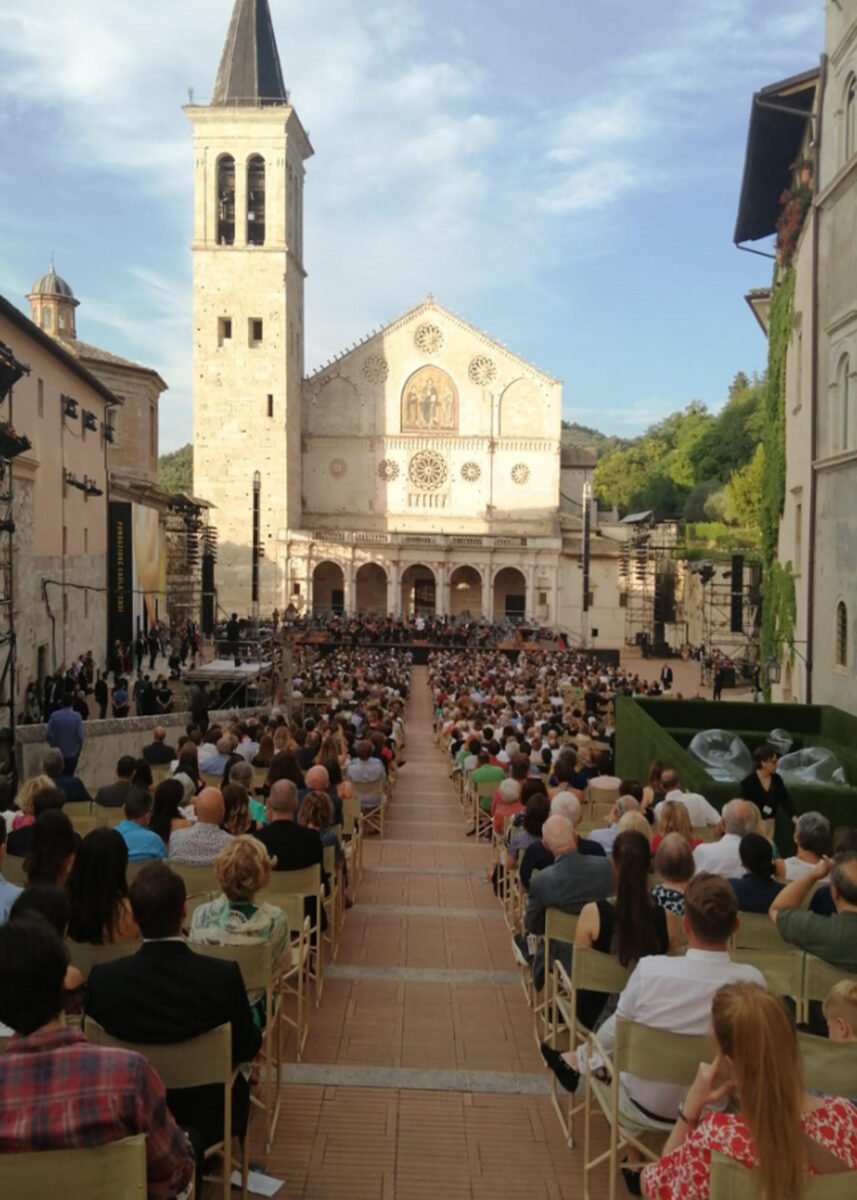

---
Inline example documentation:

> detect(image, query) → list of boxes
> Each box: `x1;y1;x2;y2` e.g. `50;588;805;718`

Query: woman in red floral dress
642;981;857;1199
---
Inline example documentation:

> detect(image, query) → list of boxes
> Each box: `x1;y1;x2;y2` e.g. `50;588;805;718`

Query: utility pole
581;480;592;648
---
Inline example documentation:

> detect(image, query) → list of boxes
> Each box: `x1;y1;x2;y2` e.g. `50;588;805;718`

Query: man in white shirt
692;799;757;878
540;873;765;1123
783;810;830;881
654;769;721;827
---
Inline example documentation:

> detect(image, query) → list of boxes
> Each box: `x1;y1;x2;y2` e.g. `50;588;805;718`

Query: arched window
247;155;266;246
846;74;857;162
217;155;235;246
839;353;851;451
836;600;848;667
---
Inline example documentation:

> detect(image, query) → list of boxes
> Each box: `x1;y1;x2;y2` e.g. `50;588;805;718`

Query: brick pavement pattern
236;666;611;1198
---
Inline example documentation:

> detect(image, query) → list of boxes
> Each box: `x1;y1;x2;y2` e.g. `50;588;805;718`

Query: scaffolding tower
0;340;31;788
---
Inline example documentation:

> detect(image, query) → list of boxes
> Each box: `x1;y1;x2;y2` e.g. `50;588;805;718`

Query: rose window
415;323;445;355
511;463;530;485
461;461;482;483
329;458;347;478
468;355;497;386
409;449;448;491
362;354;390;385
378;459;400;482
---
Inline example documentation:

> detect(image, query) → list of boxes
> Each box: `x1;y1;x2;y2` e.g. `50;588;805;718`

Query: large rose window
408;450;448;491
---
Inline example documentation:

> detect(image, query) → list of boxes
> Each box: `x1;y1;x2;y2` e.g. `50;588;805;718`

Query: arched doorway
355;563;388;614
401;564;436;617
312;561;345;615
449;566;483;618
493;566;527;622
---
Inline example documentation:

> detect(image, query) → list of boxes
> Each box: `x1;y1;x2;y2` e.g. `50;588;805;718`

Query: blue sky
0;0;823;450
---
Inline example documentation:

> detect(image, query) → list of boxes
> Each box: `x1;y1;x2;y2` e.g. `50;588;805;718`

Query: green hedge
615;697;857;855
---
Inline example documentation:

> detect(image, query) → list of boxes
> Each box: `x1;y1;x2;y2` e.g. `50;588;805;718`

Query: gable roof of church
305;298;561;386
211;0;288;107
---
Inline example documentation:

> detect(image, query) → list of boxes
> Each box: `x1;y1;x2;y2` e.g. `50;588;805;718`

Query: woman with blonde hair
642;981;857;1199
12;775;54;830
651;799;701;854
616;810;652;843
189;835;289;1022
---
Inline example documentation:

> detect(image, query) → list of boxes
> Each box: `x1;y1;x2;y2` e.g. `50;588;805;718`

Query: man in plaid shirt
0;913;194;1198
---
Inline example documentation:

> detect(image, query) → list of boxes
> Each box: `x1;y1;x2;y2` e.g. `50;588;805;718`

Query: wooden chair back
0;1134;147;1200
731;912;789;952
167;862;218;900
1;854;25;886
798;1031;857;1099
94;806;125;829
729;945;804;999
710;1151;854;1199
803;954;857;1004
66;938;140;982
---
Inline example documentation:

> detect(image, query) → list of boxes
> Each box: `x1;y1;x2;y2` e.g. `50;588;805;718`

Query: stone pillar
480;562;492;621
525;566;536;624
344;558;355;614
439;560;451;617
235;156;248;247
390;561;401;618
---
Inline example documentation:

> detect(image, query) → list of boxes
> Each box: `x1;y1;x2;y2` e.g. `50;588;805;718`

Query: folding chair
322;842;341;959
798;1031;857;1098
252;767;269;794
1;853;25;886
587;786;619;807
168;862;218;903
549;941;630;1148
260;864;325;1004
583;1018;715;1200
730;911;790;952
341;795;364;893
729;944;804;1004
350;778;387;838
66;938;139;982
802;954;857;1004
471;780;497;840
0;1134;148;1200
272;895;312;1060
693;825;721;844
709;1151;855;1199
150;764;171;786
94;806;125;829
190;940;284;1152
84;1019;244;1200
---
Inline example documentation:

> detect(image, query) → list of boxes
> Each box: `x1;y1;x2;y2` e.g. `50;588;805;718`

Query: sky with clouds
0;0;823;450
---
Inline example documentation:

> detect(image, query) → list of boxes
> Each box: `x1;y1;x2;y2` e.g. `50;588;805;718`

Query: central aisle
264;666;593;1199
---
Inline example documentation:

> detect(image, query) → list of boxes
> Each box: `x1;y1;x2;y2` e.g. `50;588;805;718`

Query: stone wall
16;705;263;791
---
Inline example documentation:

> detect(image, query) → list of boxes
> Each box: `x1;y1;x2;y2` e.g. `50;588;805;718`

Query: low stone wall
16;706;266;792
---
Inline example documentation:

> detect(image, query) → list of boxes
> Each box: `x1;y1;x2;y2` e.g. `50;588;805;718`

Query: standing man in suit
95;755;136;809
660;662;673;693
45;692;84;776
524;815;613;990
86;862;261;1153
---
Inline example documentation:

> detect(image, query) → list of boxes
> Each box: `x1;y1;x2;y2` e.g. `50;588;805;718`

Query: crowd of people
433;646;857;1197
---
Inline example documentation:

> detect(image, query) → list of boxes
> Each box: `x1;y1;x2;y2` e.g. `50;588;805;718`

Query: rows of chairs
436;737;857;1200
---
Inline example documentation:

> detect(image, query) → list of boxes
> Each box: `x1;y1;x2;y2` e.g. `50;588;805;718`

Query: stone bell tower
185;0;313;615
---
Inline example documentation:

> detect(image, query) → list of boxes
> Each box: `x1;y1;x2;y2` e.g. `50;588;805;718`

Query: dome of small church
30;268;75;299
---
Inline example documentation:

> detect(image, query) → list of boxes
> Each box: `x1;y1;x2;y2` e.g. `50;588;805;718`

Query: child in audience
824;979;857;1042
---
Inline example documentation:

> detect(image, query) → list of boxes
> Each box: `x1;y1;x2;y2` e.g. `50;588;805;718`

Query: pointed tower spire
212;0;288;107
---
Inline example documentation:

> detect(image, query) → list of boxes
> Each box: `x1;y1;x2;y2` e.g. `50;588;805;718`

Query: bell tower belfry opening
184;0;313;614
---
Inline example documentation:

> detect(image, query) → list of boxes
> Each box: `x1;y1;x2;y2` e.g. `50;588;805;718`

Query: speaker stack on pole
730;554;744;633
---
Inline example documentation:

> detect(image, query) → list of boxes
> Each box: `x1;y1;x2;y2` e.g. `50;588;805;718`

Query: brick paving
233;665;611;1198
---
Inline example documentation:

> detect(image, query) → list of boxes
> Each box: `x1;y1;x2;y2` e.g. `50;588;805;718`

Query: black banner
109;501;133;648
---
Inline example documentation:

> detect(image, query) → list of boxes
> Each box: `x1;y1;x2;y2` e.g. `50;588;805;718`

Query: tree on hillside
159;443;193;493
725;443;765;527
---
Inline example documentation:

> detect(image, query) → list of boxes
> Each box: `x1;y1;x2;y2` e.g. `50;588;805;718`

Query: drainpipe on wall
806;54;828;705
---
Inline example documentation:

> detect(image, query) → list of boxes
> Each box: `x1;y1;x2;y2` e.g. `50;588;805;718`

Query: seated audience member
95;755;136;809
739;741;794;831
86;862;262;1154
24;808;76;886
265;748;306;794
299;789;347;881
258;780;324;875
42;749;92;804
507;791;551;869
221;783;259;837
189;836;288;1019
728;833;783;914
693;799;757;878
562;830;669;1035
651;832;695;919
471;750;507;802
810;827;857;915
252;733;275;769
168;787;233;865
540;874;765;1146
616;809;652;843
302;763;343;825
11;774;54;830
5;786;66;858
0;819;22;924
641;759;667;818
149;778;193;848
131;758;155;793
9;886;84;1008
651;800;701;854
524;814;613;990
824;979;857;1043
783;811;830;881
641;981;857;1200
490;777;525;837
344;739;386;808
142;725;176;765
67;828;138;945
654;769;721;828
770;851;857;972
116;787;167;862
588;794;643;855
0;913;195;1197
198;733;235;777
173;751;203;799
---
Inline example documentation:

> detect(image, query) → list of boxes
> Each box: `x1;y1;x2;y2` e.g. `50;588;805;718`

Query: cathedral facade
189;0;591;634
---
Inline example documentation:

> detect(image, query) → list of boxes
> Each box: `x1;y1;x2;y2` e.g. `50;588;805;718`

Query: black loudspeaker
730;554;744;633
201;553;215;635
